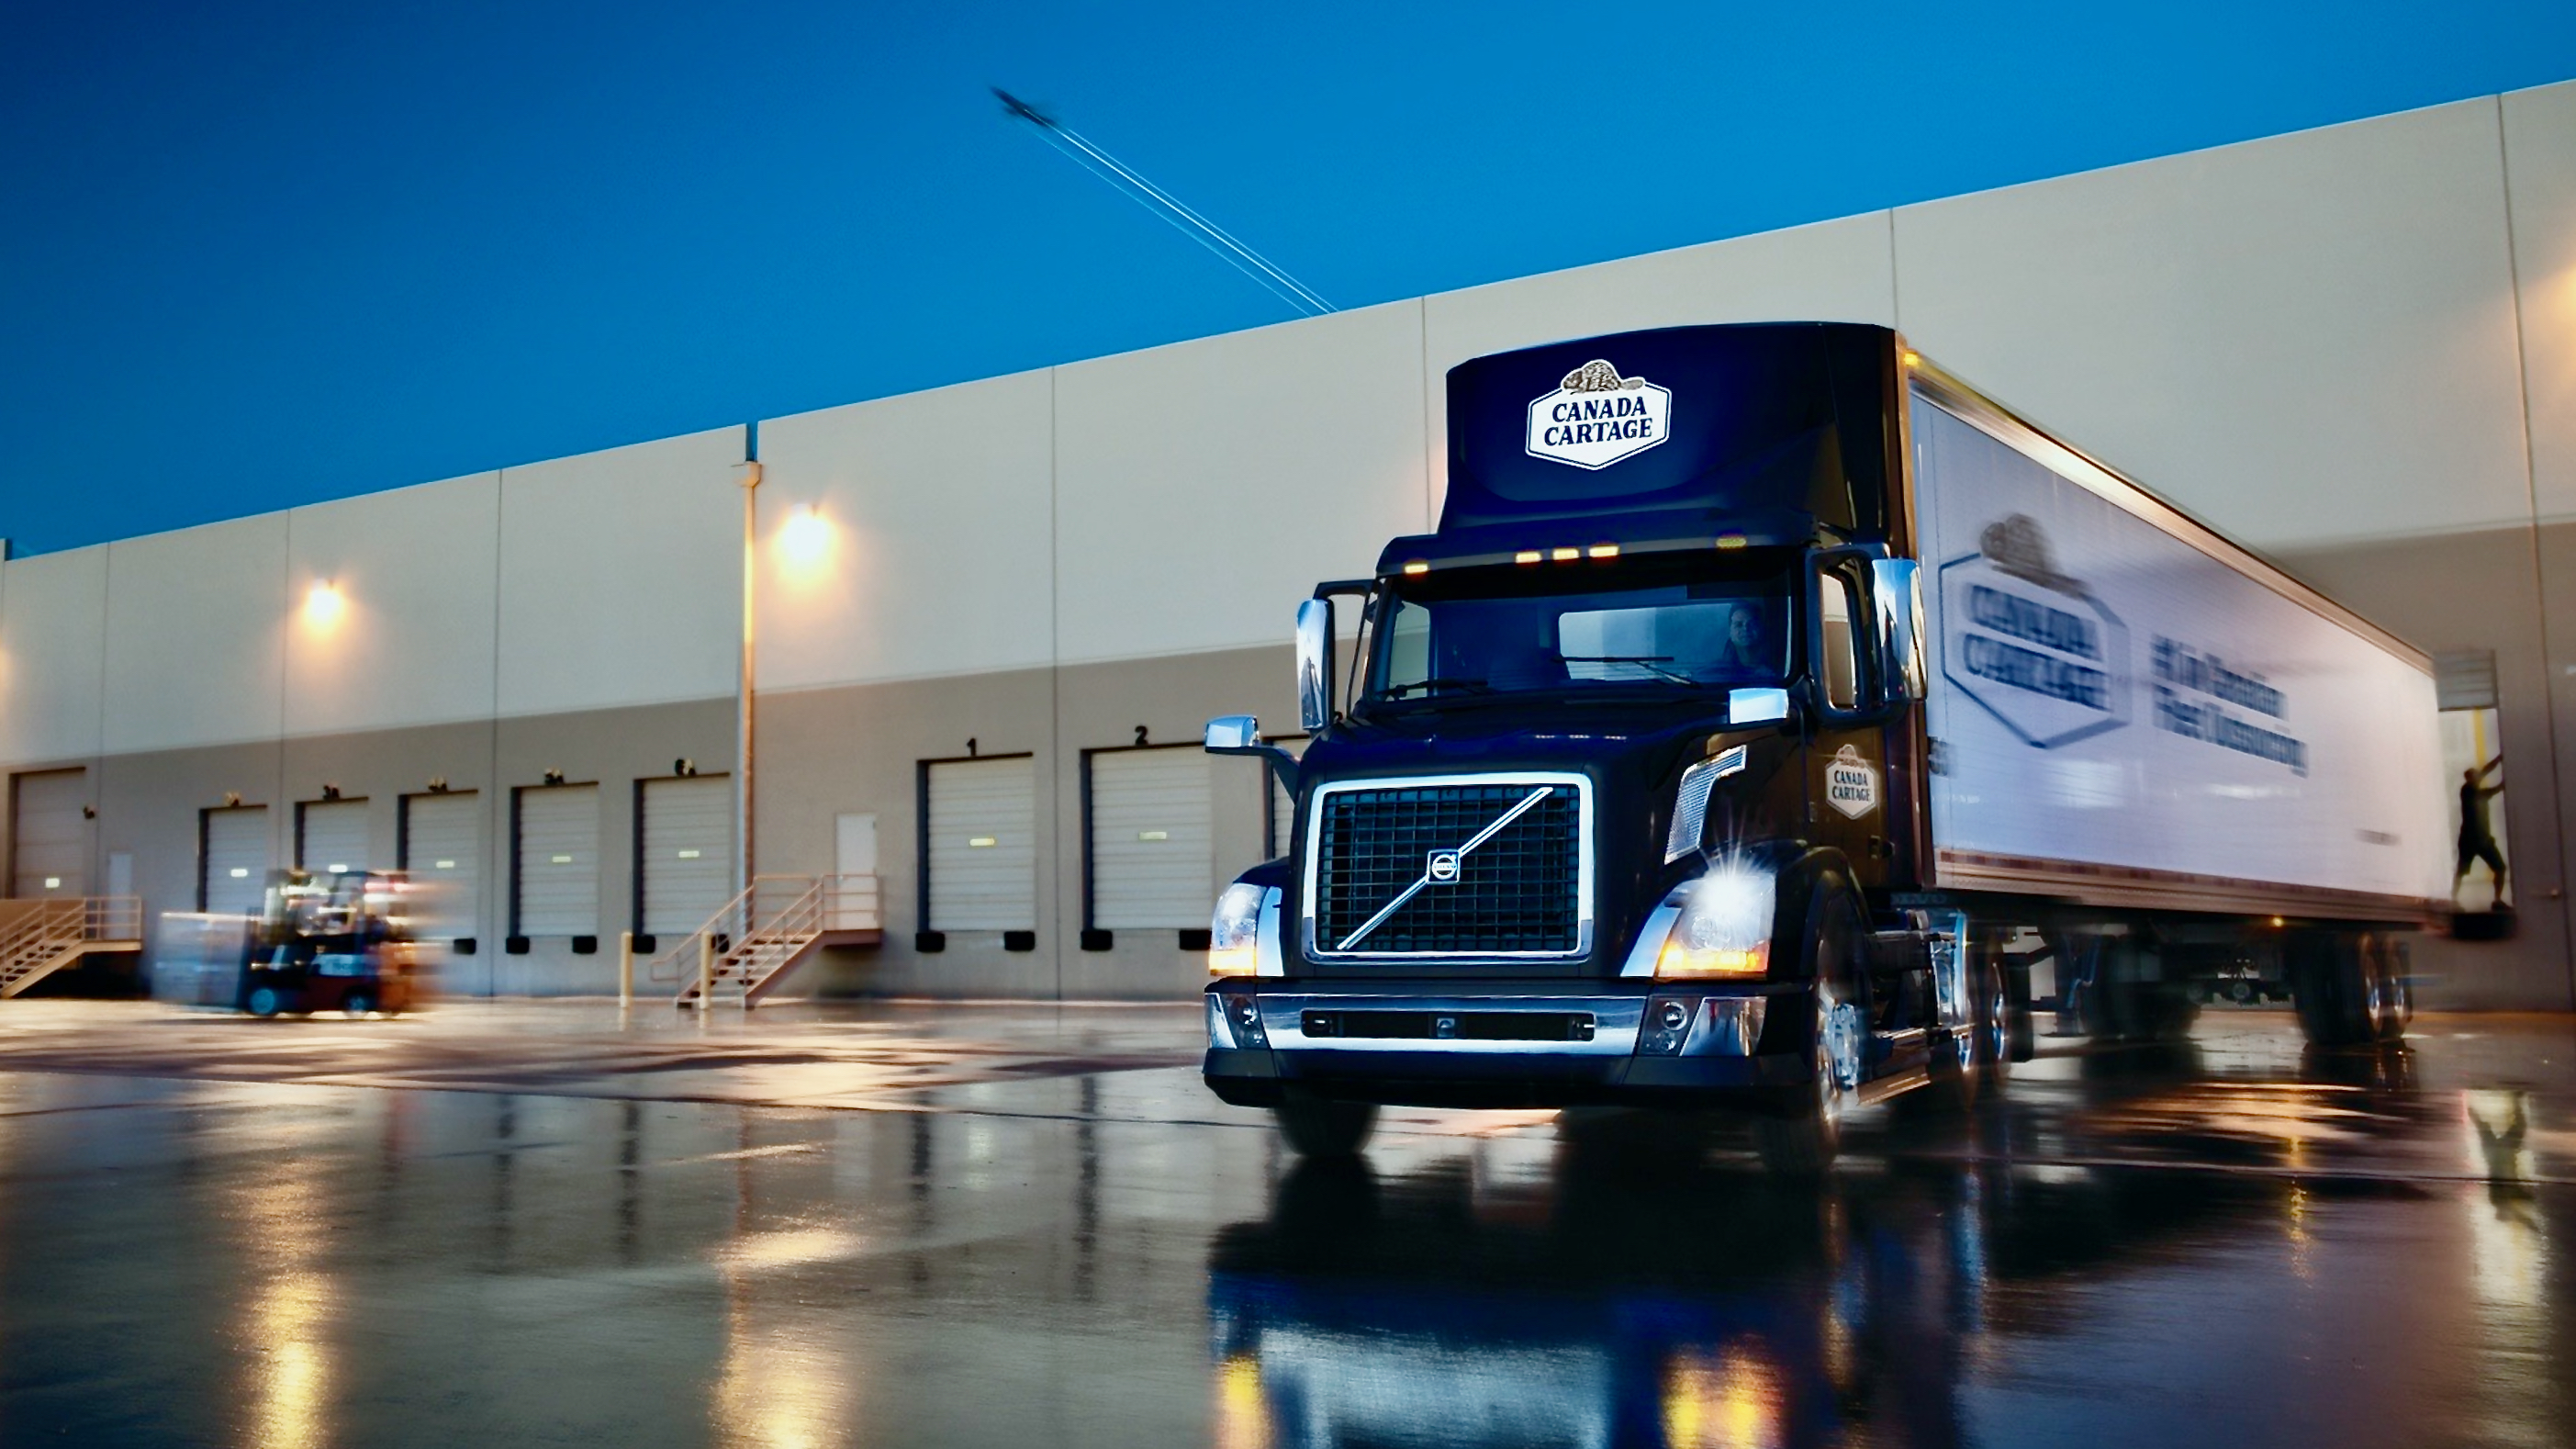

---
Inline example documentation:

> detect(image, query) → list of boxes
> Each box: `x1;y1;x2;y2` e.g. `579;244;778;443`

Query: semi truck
1200;322;2448;1170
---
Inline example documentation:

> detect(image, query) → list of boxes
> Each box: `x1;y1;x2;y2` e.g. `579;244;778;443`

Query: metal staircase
0;896;143;998
650;873;879;1009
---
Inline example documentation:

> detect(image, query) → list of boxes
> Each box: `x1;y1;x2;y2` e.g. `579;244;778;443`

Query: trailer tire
1973;960;2012;1091
2290;931;2379;1048
2369;937;2413;1042
1275;1096;1377;1159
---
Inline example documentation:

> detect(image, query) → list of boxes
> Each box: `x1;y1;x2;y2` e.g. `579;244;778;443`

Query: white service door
402;792;482;938
642;776;734;935
297;799;370;874
833;812;880;930
926;758;1035;931
12;768;89;897
515;784;599;937
1090;748;1215;929
202;807;270;915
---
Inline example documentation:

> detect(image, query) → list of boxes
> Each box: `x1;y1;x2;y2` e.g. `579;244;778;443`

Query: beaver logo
1527;359;1672;470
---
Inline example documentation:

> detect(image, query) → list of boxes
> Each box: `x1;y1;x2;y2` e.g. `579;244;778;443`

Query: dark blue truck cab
1200;322;1990;1170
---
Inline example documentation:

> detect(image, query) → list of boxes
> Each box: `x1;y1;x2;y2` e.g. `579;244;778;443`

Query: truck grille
1310;779;1585;956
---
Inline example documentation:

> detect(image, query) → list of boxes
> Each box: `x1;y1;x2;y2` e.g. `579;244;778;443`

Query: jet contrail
993;87;1332;318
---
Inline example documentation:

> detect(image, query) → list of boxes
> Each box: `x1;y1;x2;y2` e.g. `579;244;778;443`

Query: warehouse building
4;82;2574;1008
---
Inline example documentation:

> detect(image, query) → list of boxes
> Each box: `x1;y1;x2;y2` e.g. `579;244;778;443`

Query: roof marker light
1402;560;1429;575
1716;534;1748;551
1587;544;1618;559
1551;547;1580;562
1514;550;1543;565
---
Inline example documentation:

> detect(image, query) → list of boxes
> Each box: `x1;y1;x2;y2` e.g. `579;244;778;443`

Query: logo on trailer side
1526;359;1672;470
1939;514;2132;749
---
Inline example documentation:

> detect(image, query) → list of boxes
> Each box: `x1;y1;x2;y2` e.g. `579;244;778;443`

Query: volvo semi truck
1201;322;2448;1170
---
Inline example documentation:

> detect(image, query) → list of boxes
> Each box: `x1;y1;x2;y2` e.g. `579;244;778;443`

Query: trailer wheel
1974;960;2012;1089
1275;1096;1377;1159
2369;937;2413;1042
2290;931;2382;1048
244;985;284;1019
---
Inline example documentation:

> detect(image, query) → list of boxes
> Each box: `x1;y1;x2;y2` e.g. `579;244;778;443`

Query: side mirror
1295;599;1334;731
1870;557;1929;702
1204;714;1301;797
1204;714;1260;751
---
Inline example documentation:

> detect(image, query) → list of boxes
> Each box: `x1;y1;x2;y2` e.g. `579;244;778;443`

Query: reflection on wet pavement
0;1002;2568;1446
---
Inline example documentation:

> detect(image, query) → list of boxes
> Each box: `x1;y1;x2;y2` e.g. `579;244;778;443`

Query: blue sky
4;1;2572;556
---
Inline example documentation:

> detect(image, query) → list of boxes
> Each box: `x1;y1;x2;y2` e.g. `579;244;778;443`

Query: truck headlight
1208;882;1266;978
1655;858;1775;979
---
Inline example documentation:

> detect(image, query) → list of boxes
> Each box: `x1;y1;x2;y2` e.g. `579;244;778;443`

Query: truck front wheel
1754;886;1863;1174
1275;1096;1377;1159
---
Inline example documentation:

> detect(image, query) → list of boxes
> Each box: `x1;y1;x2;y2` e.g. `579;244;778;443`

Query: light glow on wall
778;505;837;577
301;580;346;632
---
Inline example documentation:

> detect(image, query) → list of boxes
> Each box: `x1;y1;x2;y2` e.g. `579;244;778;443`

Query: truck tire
1973;960;2012;1090
2369;936;2413;1042
244;984;284;1018
2289;931;2378;1048
1275;1097;1378;1159
1754;883;1863;1174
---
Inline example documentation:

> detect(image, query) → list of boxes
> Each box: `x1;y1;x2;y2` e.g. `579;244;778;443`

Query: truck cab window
1364;554;1793;705
1820;569;1862;711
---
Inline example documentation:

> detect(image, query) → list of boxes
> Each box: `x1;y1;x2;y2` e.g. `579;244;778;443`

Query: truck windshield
1364;555;1793;704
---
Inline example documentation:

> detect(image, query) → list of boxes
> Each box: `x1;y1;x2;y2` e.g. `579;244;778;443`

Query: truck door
1810;561;1891;888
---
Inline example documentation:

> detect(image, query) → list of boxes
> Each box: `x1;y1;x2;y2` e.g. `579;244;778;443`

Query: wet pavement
0;1000;2570;1447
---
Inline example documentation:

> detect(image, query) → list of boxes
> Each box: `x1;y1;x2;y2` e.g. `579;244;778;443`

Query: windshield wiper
1377;676;1493;699
1561;654;1695;685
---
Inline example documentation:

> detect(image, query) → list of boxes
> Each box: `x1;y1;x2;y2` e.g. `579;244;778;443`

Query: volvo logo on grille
1426;848;1462;883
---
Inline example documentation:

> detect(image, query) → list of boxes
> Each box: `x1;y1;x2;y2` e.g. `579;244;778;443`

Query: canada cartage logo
1525;359;1672;470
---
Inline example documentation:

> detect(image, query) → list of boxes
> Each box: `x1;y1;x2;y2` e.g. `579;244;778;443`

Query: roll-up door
297;799;370;874
202;806;270;915
925;757;1035;931
515;784;599;937
641;776;734;934
402;792;481;937
1089;748;1214;929
12;768;89;897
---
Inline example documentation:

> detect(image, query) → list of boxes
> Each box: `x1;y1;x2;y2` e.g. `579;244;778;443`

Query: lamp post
737;457;761;904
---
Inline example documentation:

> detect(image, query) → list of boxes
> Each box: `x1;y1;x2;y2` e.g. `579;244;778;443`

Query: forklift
237;870;420;1017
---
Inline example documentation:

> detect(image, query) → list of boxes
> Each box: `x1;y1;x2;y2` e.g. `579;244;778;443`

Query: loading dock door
297;799;369;874
1090;748;1214;929
202;806;270;915
11;768;89;897
402;792;481;938
641;776;734;935
515;785;599;937
925;757;1035;931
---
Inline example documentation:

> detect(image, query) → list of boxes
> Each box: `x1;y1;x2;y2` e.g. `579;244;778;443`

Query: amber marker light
1514;550;1543;565
1587;544;1619;559
1716;534;1748;550
1551;546;1580;562
1901;349;1922;369
1402;560;1429;575
302;580;346;630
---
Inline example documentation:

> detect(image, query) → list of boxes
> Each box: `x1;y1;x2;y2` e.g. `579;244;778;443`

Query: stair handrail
644;874;832;986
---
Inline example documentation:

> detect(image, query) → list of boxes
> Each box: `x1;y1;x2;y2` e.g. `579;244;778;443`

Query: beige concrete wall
285;474;501;736
0;545;106;768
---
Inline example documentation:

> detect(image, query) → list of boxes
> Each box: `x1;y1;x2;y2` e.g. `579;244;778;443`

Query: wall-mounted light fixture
778;503;835;574
303;579;346;630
